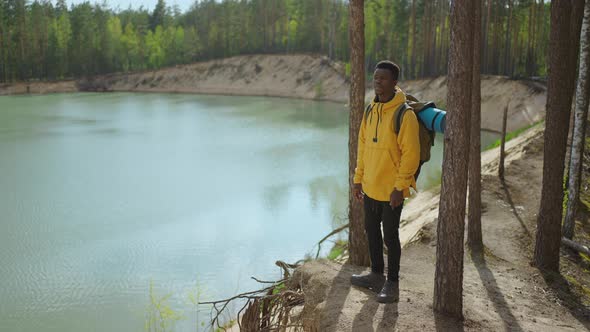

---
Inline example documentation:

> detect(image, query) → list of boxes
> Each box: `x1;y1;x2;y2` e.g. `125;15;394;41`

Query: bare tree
434;0;474;319
347;0;370;267
534;0;584;271
468;0;483;252
483;0;491;72
410;0;417;79
504;0;513;76
499;103;509;181
564;0;590;240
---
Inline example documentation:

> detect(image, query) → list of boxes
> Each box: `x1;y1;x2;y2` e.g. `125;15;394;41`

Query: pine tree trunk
384;1;390;59
348;0;370;267
328;0;336;59
439;0;448;75
434;0;440;75
526;4;533;76
0;22;4;83
484;0;491;73
504;0;513;76
431;0;439;76
531;0;538;76
434;0;474;319
499;103;509;180
468;0;483;252
511;13;519;76
539;0;547;68
534;0;584;272
17;0;27;80
422;1;429;77
410;0;416;79
491;0;499;73
563;0;590;240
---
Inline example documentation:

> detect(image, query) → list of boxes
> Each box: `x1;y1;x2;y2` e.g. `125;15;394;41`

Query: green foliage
145;280;185;332
314;79;324;99
564;172;570;219
150;0;168;31
272;282;286;295
214;320;236;332
344;62;351;78
0;0;551;83
327;239;347;260
484;120;544;150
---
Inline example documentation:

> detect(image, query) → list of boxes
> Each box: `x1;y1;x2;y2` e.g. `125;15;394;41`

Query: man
350;61;420;303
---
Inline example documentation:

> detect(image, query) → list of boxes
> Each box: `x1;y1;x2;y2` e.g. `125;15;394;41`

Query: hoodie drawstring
373;103;383;143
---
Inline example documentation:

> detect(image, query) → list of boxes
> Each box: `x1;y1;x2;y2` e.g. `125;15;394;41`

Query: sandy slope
288;125;590;331
75;54;349;103
0;54;546;133
402;75;547;133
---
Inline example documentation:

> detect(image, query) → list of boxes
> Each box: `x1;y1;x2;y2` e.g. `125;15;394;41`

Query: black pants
363;195;403;281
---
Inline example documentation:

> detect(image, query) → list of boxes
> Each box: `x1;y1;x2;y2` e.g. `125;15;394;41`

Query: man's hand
353;183;364;201
390;189;403;208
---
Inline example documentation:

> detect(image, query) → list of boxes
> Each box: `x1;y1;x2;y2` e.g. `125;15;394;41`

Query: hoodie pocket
387;149;400;169
364;146;396;184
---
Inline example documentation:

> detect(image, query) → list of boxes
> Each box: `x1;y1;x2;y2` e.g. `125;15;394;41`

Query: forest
0;0;549;83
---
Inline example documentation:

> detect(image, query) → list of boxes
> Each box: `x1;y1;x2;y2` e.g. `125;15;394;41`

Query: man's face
373;68;397;96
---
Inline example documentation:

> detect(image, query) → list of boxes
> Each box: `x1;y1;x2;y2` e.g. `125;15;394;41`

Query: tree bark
531;0;538;75
563;0;590;240
422;1;430;77
504;0;513;76
511;11;519;77
499;103;509;181
526;1;535;77
347;0;370;267
468;0;483;253
434;0;474;319
490;0;499;73
534;0;584;272
410;0;416;79
483;0;491;73
439;0;448;75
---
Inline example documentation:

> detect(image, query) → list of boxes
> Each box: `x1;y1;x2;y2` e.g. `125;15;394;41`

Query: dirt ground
289;125;590;331
403;75;546;133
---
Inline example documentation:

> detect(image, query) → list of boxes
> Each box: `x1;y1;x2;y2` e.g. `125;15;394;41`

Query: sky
56;0;195;12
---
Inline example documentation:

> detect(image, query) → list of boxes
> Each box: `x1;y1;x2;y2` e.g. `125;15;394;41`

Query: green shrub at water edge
484;120;544;150
145;280;185;332
327;240;348;261
314;79;324;99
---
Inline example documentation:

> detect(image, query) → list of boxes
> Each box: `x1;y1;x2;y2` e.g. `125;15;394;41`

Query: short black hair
375;61;400;80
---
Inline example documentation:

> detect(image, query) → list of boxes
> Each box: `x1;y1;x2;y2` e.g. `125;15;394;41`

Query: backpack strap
394;103;409;135
363;103;374;122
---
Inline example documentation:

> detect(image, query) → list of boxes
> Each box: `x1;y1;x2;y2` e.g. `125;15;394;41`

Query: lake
0;93;497;331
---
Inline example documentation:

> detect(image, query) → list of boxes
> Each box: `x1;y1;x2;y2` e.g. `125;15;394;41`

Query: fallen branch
562;237;590;256
315;223;350;259
199;260;304;331
251;276;286;284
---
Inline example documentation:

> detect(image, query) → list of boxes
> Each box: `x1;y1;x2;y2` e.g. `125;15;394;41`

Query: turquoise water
0;93;349;331
0;93;497;331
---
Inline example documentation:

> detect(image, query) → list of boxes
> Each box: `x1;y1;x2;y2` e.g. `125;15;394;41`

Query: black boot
350;272;386;292
376;280;399;303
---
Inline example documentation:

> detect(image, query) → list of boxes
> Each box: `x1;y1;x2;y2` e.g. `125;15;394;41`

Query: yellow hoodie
353;87;421;201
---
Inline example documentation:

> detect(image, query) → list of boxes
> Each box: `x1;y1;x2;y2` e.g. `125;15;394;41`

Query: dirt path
290;125;590;331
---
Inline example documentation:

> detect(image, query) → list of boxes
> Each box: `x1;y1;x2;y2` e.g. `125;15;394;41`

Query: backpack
364;94;438;181
394;94;437;165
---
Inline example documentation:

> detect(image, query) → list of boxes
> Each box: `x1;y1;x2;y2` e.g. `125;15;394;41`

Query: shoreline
0;54;547;133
